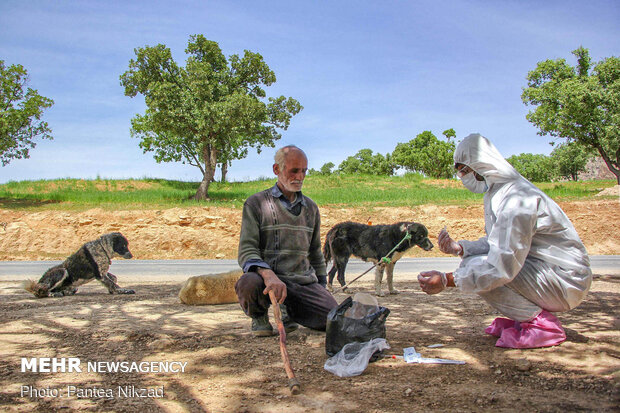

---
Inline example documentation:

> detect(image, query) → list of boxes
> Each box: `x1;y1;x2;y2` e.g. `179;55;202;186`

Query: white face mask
461;172;488;193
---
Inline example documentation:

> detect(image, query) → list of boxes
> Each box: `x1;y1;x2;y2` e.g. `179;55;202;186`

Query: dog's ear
405;223;427;235
407;223;432;243
418;223;429;237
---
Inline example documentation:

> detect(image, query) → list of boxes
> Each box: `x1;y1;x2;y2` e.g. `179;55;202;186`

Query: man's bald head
274;145;307;169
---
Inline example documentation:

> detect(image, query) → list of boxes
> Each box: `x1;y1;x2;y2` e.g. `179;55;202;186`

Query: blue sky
1;0;618;183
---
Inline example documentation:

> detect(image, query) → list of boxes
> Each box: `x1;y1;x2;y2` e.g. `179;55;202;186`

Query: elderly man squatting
235;145;338;336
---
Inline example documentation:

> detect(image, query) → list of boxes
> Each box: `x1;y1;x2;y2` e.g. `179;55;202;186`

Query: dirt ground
0;198;619;412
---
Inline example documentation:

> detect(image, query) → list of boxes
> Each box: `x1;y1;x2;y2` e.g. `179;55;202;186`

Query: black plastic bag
325;296;390;358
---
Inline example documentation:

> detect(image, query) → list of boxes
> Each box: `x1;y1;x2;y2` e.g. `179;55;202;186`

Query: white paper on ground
403;346;466;365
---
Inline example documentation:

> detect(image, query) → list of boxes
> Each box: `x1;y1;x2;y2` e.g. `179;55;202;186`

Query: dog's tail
22;279;49;298
323;227;336;264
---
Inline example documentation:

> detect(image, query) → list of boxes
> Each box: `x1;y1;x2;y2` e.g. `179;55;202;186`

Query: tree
506;153;553;182
338;149;394;175
219;162;229;183
550;141;594;181
392;131;455;178
522;47;620;184
320;161;335;175
120;35;303;199
442;128;456;142
376;152;395;175
1;61;54;166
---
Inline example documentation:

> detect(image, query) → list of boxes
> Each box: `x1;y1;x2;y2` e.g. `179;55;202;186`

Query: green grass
0;175;615;211
302;174;482;206
535;180;615;199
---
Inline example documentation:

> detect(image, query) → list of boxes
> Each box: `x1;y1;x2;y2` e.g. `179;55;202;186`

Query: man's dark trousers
235;272;338;331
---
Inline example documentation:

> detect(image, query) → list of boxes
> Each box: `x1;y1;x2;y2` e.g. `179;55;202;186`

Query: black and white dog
323;222;433;296
24;232;135;298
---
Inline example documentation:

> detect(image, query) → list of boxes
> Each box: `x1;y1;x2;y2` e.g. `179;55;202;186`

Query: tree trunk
194;174;211;200
595;145;620;185
221;163;228;183
193;145;218;200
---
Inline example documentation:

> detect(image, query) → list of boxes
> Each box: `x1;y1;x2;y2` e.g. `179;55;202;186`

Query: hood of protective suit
454;134;521;185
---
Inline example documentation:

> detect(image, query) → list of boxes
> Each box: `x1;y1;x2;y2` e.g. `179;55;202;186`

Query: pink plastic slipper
485;317;516;337
495;311;566;349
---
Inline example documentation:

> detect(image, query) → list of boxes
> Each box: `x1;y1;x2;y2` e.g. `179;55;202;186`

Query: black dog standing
24;232;135;298
323;222;434;296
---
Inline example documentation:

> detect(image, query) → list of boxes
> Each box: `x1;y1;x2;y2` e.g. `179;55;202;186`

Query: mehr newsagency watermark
19;357;188;399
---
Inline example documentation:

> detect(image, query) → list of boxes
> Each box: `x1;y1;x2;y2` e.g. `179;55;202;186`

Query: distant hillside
579;157;616;181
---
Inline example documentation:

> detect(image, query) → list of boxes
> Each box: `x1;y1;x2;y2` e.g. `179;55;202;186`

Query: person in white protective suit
418;133;592;349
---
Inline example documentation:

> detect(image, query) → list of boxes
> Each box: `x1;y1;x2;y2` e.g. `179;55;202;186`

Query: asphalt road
1;256;618;282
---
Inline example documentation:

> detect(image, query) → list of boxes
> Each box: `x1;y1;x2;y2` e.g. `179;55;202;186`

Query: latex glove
418;270;447;295
258;268;287;303
438;228;463;256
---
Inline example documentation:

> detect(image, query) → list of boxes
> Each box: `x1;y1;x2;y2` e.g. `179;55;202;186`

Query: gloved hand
438;228;463;256
418;270;447;295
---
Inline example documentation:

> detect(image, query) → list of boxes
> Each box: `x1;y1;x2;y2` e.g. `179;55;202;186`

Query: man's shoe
280;305;299;334
251;314;275;337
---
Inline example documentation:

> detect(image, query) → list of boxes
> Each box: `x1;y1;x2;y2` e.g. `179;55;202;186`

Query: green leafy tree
392;131;455;178
550;141;594;181
120;35;303;199
376;152;395;175
1;61;54;166
320;161;335;175
442;128;456;142
338;149;394;175
338;149;368;174
522;47;620;184
506;153;554;182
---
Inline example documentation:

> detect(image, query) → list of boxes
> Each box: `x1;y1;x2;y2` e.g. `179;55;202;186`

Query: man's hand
258;268;287;303
438;228;463;256
418;270;448;295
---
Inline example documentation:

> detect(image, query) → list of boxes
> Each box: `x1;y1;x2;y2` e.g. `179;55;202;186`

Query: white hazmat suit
452;134;592;322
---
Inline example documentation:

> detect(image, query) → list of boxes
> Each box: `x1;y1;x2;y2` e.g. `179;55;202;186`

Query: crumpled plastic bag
343;293;379;319
324;338;390;377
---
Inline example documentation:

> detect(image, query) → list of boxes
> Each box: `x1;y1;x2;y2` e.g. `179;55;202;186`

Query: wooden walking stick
268;291;301;395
